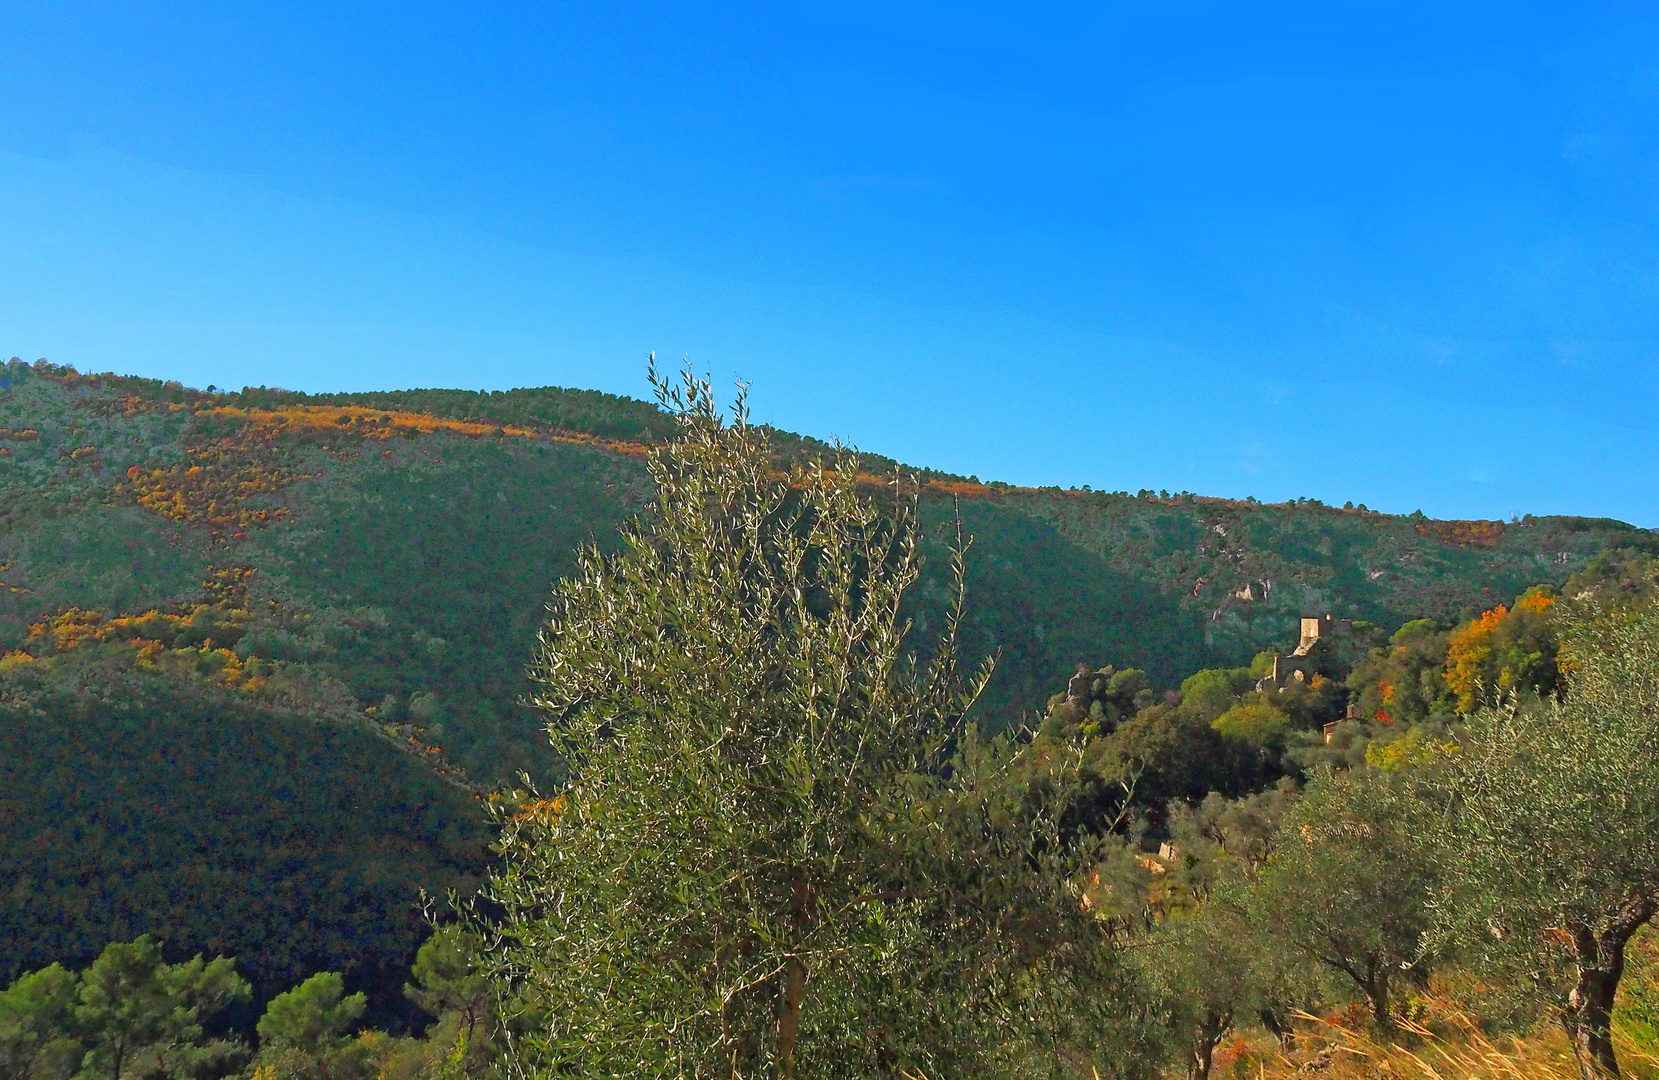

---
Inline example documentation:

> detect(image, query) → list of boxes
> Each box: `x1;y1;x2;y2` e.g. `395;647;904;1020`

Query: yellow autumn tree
1443;591;1559;713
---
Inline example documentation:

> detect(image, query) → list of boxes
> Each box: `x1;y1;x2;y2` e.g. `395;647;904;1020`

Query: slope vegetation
0;357;1651;1018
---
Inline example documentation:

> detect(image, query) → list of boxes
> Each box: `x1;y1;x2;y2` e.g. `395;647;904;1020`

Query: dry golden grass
1204;1009;1659;1080
899;1005;1659;1080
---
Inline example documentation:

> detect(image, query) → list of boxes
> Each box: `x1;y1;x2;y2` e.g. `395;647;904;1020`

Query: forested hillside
1;356;1654;1034
3;358;1647;770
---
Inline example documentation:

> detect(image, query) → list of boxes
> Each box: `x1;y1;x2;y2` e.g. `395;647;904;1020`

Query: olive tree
1149;894;1262;1080
1245;767;1436;1030
1433;605;1659;1079
1149;784;1305;1079
477;367;1154;1079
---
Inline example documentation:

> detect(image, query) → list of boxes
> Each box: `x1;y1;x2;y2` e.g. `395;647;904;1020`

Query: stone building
1265;614;1352;688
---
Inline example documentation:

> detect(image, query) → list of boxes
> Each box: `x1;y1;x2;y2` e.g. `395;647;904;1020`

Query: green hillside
7;359;1649;759
1;356;1653;1020
0;652;489;998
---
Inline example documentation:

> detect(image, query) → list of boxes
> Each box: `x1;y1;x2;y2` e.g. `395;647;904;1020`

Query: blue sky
3;2;1658;524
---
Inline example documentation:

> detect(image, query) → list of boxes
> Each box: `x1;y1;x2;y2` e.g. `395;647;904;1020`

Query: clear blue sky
3;3;1657;525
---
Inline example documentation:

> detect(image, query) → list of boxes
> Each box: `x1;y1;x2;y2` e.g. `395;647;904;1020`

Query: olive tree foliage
1145;788;1303;1080
1244;767;1436;1030
1431;605;1659;1080
477;367;1157;1079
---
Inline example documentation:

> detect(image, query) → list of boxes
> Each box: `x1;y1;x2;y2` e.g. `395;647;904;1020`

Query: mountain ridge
7;356;1653;731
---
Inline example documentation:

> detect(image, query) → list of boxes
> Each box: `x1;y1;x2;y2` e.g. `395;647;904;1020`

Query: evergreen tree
73;937;248;1080
251;971;371;1079
405;927;492;1046
401;925;497;1078
0;963;80;1080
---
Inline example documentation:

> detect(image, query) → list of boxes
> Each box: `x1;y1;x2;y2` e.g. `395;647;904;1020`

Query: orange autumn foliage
1414;518;1507;547
1374;678;1397;723
101;390;1566;552
1445;605;1508;713
15;603;267;692
126;455;295;533
511;795;570;825
8;582;478;789
1443;592;1558;713
120;396;1036;539
120;401;656;535
199;403;544;442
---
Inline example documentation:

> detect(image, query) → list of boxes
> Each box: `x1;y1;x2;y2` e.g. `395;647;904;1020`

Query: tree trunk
775;958;807;1080
1260;1006;1295;1050
1188;1037;1215;1080
1324;952;1392;1032
1561;895;1659;1080
1363;965;1391;1031
1188;1007;1232;1080
1563;966;1621;1080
